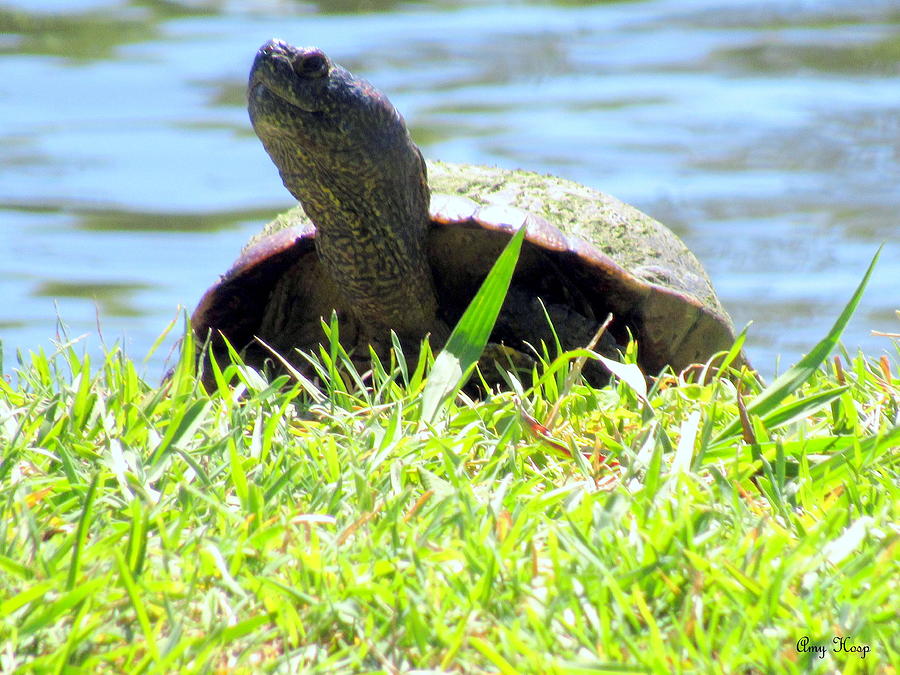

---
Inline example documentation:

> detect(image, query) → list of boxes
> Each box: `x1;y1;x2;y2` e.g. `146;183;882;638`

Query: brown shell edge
191;223;317;352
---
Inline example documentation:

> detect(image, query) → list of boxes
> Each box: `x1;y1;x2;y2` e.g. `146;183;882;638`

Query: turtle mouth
247;80;297;113
248;79;331;150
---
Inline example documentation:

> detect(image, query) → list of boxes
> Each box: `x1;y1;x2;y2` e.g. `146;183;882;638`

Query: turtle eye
292;50;328;78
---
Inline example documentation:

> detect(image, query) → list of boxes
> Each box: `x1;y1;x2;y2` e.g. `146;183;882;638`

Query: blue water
1;0;898;379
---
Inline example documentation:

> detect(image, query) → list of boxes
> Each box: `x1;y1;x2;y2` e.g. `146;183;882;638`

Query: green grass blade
595;354;647;402
20;577;108;635
66;472;99;591
420;225;526;424
170;313;198;395
758;385;849;430
143;309;179;365
0;579;56;617
126;499;149;578
713;246;881;443
469;636;518;675
219;614;273;643
808;424;900;484
114;548;160;662
149;398;212;464
229;437;249;508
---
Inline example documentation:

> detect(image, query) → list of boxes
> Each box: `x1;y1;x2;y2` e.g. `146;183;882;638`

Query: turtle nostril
261;39;287;56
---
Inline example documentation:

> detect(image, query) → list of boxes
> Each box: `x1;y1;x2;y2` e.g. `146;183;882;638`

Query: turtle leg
492;286;620;385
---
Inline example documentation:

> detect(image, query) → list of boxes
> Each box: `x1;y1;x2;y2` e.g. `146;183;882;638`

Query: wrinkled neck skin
249;42;444;344
281;125;439;342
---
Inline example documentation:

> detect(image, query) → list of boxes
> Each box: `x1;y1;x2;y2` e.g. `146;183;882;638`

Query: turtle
191;39;739;386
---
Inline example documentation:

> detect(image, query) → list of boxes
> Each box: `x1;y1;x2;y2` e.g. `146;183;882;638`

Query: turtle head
248;40;427;214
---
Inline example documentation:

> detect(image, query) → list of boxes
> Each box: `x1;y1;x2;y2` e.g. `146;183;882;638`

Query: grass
1;250;898;673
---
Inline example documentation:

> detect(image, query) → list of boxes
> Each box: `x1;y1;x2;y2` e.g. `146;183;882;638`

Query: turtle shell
192;161;737;377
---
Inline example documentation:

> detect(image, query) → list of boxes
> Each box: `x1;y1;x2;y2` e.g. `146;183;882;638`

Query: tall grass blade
170;314;197;395
255;336;324;403
114;549;160;661
420;225;526;424
758;386;849;430
67;473;99;591
144;309;179;364
713;246;881;444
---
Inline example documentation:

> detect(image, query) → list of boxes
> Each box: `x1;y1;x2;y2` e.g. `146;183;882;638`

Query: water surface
1;0;897;378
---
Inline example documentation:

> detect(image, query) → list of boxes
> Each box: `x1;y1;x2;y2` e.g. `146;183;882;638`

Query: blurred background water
1;0;897;380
